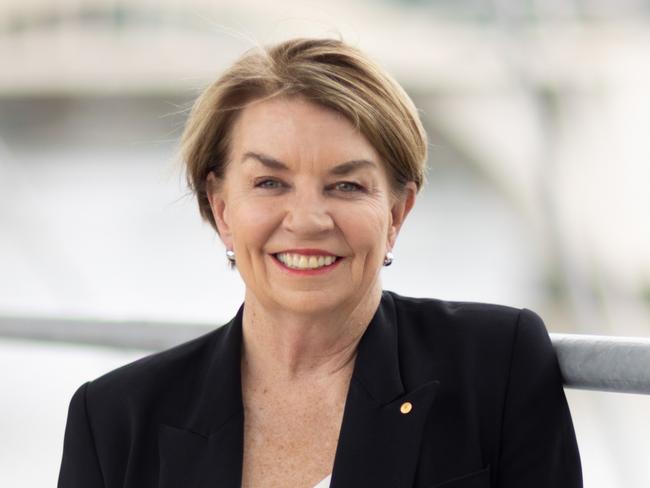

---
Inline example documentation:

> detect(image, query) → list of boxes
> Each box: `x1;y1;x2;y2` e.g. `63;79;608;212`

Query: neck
241;284;382;384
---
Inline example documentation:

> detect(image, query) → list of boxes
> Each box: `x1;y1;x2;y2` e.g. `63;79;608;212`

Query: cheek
230;197;282;249
337;201;390;254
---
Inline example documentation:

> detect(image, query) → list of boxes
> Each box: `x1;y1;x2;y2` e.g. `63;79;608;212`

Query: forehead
230;96;380;165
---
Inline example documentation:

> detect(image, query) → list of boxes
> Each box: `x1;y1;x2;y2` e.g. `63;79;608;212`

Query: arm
497;309;582;487
58;382;105;488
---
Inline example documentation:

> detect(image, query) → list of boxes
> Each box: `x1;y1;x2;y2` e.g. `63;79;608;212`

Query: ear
387;182;417;250
206;172;233;250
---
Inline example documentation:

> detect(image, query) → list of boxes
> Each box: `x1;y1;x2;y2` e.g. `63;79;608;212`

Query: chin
273;288;349;315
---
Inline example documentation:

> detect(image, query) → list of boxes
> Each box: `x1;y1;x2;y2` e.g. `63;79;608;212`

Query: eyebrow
241;151;377;176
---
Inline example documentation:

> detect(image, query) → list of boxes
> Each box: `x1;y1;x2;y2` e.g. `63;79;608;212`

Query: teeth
276;252;337;269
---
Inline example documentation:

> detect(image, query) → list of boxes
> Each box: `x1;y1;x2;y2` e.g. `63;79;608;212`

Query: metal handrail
1;316;649;394
0;315;212;351
552;333;650;395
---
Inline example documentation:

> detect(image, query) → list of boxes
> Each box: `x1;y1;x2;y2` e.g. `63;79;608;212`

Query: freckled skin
241;356;352;488
206;96;416;487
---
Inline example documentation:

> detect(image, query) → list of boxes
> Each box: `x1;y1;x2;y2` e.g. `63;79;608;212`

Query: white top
313;474;332;488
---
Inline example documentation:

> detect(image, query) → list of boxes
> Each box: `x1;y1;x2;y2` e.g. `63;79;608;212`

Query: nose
282;188;334;237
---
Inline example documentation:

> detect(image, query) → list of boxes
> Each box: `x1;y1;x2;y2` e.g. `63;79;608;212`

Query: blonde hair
181;37;428;231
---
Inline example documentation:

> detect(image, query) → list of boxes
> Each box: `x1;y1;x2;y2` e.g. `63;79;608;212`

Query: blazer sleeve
497;308;582;487
58;382;105;488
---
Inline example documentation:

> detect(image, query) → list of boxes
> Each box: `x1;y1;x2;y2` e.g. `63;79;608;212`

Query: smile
274;252;339;270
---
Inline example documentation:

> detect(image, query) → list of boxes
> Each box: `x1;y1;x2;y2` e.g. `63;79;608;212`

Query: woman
58;38;582;487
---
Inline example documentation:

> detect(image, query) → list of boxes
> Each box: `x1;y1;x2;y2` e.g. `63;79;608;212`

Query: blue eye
255;179;284;189
334;181;363;192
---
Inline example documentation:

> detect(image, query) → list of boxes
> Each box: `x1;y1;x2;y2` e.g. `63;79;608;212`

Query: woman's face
207;96;415;316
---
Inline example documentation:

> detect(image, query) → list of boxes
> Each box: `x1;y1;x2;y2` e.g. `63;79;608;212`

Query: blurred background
1;0;649;485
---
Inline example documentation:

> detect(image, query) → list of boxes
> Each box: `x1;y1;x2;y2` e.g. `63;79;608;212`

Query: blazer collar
330;291;440;487
349;289;405;405
188;289;406;431
187;302;245;436
158;304;246;488
158;291;440;488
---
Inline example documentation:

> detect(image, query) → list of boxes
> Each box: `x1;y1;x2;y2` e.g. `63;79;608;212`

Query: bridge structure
2;0;650;96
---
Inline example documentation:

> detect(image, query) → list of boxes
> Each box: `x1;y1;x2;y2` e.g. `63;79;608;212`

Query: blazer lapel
331;292;441;488
158;305;245;488
158;416;243;488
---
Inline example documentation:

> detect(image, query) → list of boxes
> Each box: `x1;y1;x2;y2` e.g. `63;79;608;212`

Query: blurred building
0;1;649;486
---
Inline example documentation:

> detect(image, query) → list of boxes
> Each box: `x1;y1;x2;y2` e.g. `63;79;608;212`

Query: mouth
272;252;343;272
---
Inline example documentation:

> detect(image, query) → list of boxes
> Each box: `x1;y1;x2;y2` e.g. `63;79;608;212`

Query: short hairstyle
181;37;428;231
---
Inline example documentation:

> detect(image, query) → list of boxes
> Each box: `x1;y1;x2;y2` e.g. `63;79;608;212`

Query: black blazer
58;290;582;487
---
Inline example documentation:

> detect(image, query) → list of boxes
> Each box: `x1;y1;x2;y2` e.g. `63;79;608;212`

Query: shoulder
385;289;544;337
81;323;229;420
384;290;552;383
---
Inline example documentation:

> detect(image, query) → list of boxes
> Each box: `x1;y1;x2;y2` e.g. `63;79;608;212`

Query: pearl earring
383;251;394;267
226;249;236;267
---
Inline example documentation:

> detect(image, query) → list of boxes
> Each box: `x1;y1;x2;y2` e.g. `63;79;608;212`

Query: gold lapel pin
400;402;413;414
